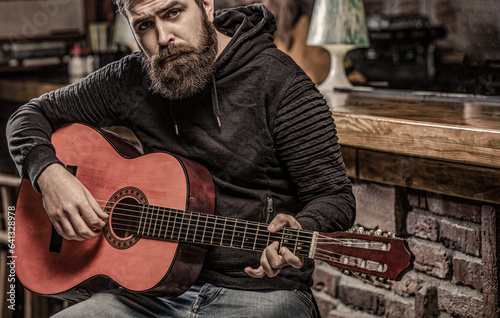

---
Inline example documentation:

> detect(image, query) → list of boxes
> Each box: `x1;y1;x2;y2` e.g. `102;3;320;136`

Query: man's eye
138;21;153;31
168;9;180;18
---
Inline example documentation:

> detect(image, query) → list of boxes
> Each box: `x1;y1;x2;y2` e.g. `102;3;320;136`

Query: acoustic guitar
14;123;414;301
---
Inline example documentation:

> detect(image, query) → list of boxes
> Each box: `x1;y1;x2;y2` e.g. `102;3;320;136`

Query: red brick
384;294;415;318
452;253;482;291
437;282;483;317
312;261;341;297
352;180;405;235
415;285;438;318
407;238;451;279
426;192;482;223
391;271;424;297
407;210;439;241
439;218;481;256
337;275;386;315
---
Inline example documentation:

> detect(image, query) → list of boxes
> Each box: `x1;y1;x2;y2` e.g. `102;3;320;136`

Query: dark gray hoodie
7;4;355;291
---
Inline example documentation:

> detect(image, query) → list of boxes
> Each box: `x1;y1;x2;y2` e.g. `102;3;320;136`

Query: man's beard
142;12;218;100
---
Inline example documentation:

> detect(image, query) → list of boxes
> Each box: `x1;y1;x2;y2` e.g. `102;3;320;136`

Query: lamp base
317;44;356;94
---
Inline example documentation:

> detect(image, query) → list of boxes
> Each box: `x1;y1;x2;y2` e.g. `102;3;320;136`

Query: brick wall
312;179;499;318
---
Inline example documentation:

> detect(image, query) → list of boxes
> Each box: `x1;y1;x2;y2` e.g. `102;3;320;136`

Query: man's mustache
152;44;196;65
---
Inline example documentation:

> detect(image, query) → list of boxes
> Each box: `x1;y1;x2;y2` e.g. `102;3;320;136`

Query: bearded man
6;0;355;317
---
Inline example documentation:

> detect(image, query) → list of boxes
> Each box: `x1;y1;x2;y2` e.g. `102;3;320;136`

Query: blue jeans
52;284;319;317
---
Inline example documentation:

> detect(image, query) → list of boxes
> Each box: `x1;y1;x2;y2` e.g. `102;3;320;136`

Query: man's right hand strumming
37;163;109;241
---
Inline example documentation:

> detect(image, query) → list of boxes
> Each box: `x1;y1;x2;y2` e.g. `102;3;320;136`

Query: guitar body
14;124;215;301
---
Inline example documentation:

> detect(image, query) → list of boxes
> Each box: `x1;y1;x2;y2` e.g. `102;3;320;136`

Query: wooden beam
346;148;500;204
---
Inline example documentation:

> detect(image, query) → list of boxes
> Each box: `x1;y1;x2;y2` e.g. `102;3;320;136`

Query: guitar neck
131;204;316;258
109;203;414;281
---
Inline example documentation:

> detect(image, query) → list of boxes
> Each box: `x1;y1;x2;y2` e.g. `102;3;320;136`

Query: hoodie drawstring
211;74;222;129
169;101;179;136
169;75;221;136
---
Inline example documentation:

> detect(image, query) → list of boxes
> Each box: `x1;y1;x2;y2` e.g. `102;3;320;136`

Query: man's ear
202;0;215;22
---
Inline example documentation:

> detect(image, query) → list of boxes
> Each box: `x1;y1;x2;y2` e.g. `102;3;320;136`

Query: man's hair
114;0;205;18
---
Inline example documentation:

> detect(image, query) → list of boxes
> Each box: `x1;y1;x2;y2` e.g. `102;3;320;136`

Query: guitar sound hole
103;186;147;249
111;197;142;239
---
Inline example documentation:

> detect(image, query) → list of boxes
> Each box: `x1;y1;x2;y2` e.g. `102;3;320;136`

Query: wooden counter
329;91;500;204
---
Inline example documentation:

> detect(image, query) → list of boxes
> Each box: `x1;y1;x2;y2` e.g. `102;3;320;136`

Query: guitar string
102;217;380;249
104;220;312;255
106;220;316;252
104;218;375;250
94;200;385;248
95;198;392;243
98;205;376;248
93;201;389;266
94;200;319;245
93;201;387;258
101;203;316;248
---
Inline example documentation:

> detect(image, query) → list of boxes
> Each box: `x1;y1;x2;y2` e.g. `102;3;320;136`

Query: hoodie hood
170;4;277;135
213;4;277;79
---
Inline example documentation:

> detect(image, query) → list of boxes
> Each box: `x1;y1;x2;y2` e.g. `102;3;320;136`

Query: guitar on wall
14;123;414;301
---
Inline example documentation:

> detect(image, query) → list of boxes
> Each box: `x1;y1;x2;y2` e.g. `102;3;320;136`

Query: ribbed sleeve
273;73;355;232
274;74;348;199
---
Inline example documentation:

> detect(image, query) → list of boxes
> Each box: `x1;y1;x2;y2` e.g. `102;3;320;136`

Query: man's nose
157;21;174;46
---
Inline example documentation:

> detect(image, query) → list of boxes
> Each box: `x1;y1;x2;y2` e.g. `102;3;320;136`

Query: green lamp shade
307;0;370;47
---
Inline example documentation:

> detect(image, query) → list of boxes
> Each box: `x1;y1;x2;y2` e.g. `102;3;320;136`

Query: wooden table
328;90;500;204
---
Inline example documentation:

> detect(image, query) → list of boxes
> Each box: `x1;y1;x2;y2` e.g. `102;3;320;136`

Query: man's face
127;0;218;99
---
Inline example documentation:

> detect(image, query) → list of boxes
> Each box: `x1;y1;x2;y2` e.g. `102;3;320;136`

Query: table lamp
307;0;370;93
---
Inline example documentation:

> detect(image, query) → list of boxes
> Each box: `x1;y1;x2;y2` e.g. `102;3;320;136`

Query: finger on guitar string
267;214;302;232
262;241;283;277
279;246;303;269
84;188;108;227
266;214;304;268
264;241;285;273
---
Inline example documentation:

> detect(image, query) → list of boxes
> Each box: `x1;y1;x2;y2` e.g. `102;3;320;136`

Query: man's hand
37;163;108;241
244;214;304;278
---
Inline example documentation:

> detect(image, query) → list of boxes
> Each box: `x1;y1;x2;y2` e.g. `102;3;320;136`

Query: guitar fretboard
111;204;315;258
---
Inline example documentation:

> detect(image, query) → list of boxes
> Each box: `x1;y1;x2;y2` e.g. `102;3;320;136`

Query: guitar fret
193;213;200;244
293;228;299;254
158;207;166;238
201;214;208;244
146;205;153;236
184;212;192;242
210;216;217;245
241;222;248;249
137;204;145;235
152;206;159;237
266;225;270;247
142;205;150;236
220;218;227;246
171;210;178;240
164;208;171;239
230;220;237;247
253;223;260;250
177;212;184;241
281;228;285;250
